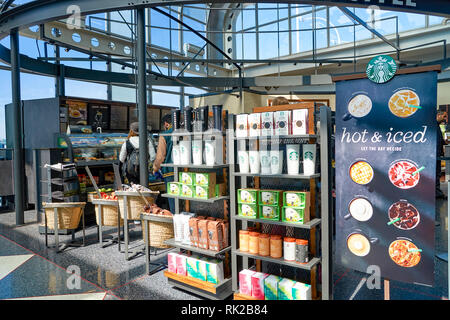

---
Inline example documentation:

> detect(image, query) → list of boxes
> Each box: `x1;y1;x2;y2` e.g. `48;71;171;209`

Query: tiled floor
0;184;448;300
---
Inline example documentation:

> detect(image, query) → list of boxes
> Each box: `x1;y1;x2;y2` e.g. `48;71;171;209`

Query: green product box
278;278;296;300
179;172;195;185
237;189;259;204
215;183;227;197
238;203;259;219
195;172;216;186
283;191;308;207
167;182;180;195
194;184;215;199
259;190;282;206
282;206;304;224
181;184;195;198
264;275;281;300
259;205;281;221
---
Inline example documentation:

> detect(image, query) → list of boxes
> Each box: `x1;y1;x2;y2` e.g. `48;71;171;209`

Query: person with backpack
119;122;156;185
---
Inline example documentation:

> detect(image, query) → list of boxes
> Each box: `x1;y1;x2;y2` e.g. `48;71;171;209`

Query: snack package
264;275;281;300
248;113;261;137
181;184;195;198
207;220;224;251
238;203;259;219
179;172;195;185
239;269;255;296
292;109;308;135
197;219;209;250
260;205;281;221
259;190;283;206
292;282;312;300
195;172;216;186
278;278;296;300
237;189;259;204
195;184;215;199
261;112;274;136
274;110;291;135
251;272;269;300
167;252;178;273
176;253;188;276
236;114;249;138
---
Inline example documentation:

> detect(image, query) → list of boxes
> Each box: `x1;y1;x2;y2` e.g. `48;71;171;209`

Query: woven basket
142;215;174;249
94;200;124;227
116;192;159;220
43;202;85;230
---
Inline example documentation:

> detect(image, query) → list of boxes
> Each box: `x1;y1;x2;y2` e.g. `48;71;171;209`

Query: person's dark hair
161;114;172;126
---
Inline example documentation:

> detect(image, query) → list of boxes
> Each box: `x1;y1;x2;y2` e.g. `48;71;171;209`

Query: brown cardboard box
207;220;224;251
197;219;209;250
188;217;200;247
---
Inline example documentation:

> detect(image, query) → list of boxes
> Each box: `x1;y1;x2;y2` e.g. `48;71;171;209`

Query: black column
10;29;25;225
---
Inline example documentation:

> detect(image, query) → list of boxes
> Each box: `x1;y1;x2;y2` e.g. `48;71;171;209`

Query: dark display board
110;105;129;130
335;71;438;286
88;104;110;131
67;100;88;126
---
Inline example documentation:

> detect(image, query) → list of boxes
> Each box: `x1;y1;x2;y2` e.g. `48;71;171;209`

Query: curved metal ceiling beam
1;0;449;40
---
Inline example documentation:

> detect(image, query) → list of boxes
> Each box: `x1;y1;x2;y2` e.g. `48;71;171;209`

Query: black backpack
122;140;140;180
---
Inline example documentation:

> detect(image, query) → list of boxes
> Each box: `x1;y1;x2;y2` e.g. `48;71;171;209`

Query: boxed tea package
236;114;249;138
167;252;178;273
189;217;200;247
195;172;216;186
197;259;207;281
261;112;274;136
176;253;188;276
278;278;296;300
167;182;180;195
238;203;259;219
283;191;309;208
181;184;195;198
251;272;269;300
179;172;195;185
259;190;283;206
207;220;224;251
292;282;312;300
274;110;291;135
237;188;259;204
239;269;255;296
292;109;308;135
195;184;216;199
248;113;261;137
260;205;280;221
186;256;199;278
264;275;281;300
206;258;224;284
197;219;209;250
282;206;304;224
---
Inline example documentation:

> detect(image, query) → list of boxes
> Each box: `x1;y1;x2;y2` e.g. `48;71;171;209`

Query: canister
258;234;270;256
295;239;309;264
249;231;260;255
283;237;296;261
239;230;249;252
270;235;282;259
212;105;223;131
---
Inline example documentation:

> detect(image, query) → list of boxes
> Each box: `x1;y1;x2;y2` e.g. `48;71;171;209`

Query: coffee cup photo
346;230;378;257
342;94;372;121
344;197;373;222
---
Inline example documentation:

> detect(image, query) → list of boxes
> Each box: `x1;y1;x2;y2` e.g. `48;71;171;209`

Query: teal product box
206;258;224;284
277;278;296;300
292;282;312;300
264;275;281;300
197;259;207;282
186;256;199;279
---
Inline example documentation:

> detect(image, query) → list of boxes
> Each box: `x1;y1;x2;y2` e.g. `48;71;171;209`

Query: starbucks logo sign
289;151;299;161
304;151;314;160
261;156;270;166
271;156;279;166
366;55;397;84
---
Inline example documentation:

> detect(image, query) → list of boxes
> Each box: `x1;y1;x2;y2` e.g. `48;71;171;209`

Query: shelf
234;250;320;271
160;130;226;137
234;134;318;140
164;271;232;300
161;193;230;203
164;238;230;257
140;213;173;224
232;172;320;179
233;216;321;230
233;292;261;300
161;163;228;169
75;160;119;167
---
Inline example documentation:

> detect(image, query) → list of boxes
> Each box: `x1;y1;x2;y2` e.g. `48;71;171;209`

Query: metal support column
10;29;25;225
137;7;148;187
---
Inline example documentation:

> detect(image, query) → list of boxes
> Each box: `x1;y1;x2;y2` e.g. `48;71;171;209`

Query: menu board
88;104;110;130
110;105;128;130
67;100;88;126
335;71;438;286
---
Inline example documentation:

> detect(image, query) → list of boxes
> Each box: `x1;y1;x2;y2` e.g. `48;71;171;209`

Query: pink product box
176;253;188;276
239;269;255;296
251;272;269;300
167;252;178;273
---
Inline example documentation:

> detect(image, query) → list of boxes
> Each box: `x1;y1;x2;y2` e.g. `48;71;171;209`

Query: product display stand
160;127;233;300
229;104;332;300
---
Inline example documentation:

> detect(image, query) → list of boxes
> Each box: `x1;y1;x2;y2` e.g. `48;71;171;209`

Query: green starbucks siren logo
366;55;397;84
304;151;314;161
289;151;299;161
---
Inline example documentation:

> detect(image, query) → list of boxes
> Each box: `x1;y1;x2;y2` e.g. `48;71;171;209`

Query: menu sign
110;105;128;130
88;104;110;131
335;71;438;285
67;100;88;126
